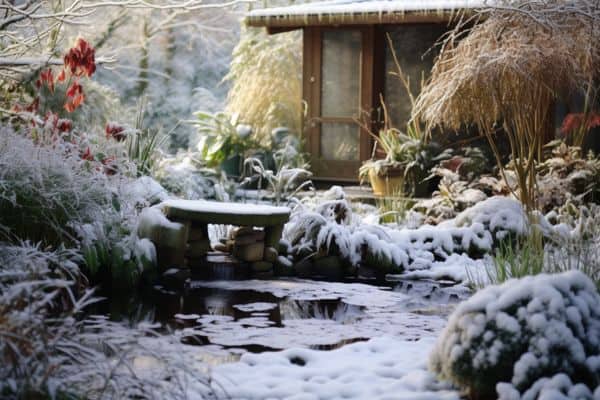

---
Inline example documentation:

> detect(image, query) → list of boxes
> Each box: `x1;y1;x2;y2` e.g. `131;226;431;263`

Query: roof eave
245;8;476;29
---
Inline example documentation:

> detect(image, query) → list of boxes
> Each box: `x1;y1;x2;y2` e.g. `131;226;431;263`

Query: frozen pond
93;277;472;399
97;277;470;357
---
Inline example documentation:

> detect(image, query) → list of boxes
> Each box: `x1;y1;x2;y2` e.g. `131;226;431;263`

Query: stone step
190;251;250;280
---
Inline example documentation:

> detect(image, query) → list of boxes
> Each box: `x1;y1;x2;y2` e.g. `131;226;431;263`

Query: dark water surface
92;276;467;361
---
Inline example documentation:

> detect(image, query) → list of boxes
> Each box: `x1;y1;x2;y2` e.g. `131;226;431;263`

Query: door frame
303;25;382;181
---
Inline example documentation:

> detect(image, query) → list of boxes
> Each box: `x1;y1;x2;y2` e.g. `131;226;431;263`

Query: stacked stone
214;226;281;278
185;221;211;266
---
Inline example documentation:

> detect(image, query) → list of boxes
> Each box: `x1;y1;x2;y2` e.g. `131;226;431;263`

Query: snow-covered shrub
448;196;529;242
285;192;529;276
430;271;600;399
497;373;600;400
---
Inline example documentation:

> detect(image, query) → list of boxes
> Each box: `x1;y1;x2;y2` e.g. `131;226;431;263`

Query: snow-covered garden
1;1;600;400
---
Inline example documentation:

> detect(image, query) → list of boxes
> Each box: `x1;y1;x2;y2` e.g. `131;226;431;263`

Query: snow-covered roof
246;0;486;29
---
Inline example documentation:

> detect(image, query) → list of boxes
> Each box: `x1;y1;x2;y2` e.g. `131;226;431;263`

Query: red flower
560;112;600;135
66;81;83;97
102;156;118;175
25;97;39;113
57;69;66;83
81;147;94;161
64;94;85;112
64;81;85;112
105;122;126;141
57;118;73;132
64;38;96;77
36;69;55;93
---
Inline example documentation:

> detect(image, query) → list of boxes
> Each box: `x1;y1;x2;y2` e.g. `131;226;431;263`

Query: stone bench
139;199;291;277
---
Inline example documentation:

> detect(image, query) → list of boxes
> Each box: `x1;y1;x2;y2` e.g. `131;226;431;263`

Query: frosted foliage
0;242;214;398
430;271;600;399
0;127;112;243
497;374;600;400
285;195;528;275
154;153;222;200
0;127;166;280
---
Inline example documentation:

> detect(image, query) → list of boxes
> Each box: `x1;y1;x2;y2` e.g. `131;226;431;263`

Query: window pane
321;30;361;117
320;122;359;161
384;25;446;129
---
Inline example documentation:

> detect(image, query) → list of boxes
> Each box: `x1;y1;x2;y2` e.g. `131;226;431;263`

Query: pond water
95;277;470;365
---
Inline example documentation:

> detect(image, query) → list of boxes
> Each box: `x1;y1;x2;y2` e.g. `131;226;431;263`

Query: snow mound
430;271;600;399
213;336;460;400
285;196;527;279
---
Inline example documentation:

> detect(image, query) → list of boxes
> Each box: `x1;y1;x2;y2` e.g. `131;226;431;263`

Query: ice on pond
232;302;278;312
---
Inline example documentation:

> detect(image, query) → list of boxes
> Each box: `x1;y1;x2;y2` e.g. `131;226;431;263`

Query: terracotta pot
368;168;405;196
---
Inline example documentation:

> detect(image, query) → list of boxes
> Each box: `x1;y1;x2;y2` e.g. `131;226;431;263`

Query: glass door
304;27;374;181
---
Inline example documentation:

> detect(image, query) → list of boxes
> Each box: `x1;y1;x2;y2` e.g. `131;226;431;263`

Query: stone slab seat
160;199;291;227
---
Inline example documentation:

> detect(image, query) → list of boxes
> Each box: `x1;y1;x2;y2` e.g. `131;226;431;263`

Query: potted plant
359;118;440;197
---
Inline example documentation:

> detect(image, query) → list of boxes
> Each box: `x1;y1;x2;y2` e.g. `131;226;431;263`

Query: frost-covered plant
195;110;264;168
153;151;230;200
225;26;302;144
0;127;112;245
536;141;600;212
430;271;600;399
482;234;545;287
285;193;529;276
0;126;161;288
0;242;215;399
544;202;600;288
411;147;503;225
242;141;313;206
127;98;167;177
497;373;600;400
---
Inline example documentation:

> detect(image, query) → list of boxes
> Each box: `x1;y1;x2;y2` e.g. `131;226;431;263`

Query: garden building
246;0;484;182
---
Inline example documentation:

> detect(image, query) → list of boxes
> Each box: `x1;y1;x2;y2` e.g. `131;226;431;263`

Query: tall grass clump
0;127;112;246
473;203;600;289
224;26;302;144
414;1;600;211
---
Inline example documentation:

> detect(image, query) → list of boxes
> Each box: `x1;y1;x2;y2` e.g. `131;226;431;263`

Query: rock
251;261;273;273
264;246;278;262
278;239;290;254
213;243;228;252
293;259;313;278
234;229;266;245
233;241;264;262
188;223;207;241
313;255;343;280
186;239;211;258
253;270;274;280
192;251;250;280
363;250;398;274
156;246;186;271
274;256;294;276
232;226;255;238
161;268;190;291
264;224;284;248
